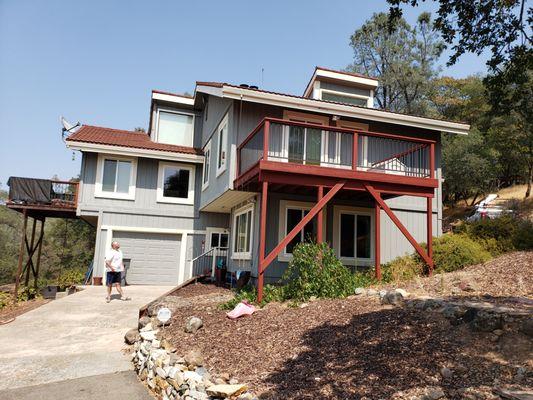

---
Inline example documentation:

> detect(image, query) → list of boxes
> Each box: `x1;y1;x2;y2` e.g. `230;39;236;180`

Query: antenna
60;116;80;141
261;67;264;88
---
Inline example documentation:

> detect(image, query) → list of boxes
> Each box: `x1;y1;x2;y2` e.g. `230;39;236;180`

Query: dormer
303;67;378;108
149;90;196;147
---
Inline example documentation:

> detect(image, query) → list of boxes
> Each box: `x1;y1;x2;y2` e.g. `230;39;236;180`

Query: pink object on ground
226;300;256;319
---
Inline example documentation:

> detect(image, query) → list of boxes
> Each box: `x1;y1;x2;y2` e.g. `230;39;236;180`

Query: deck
6;178;79;219
235;117;437;199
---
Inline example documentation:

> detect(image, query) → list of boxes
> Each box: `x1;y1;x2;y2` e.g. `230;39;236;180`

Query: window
209;232;229;249
156;109;194;147
157;162;195;204
216;114;228;176
202;140;211;190
232;204;253;259
95;155;137;200
321;90;370;107
333;206;374;266
278;200;326;261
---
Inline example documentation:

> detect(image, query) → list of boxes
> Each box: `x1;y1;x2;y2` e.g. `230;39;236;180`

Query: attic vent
249;85;258;90
239;84;249;88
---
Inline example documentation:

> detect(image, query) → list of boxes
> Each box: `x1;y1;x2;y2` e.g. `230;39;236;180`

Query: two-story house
65;67;469;297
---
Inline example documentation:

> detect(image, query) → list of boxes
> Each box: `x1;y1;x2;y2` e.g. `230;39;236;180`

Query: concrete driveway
0;285;172;393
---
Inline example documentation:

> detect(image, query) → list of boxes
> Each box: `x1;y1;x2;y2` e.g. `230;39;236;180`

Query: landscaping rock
423;387;445;400
206;384;248;398
185;316;204;333
471;310;503;332
381;290;404;305
366;289;378;296
354;287;365;295
440;367;453;380
520;318;533;338
184;350;204;367
124;328;140;344
140;330;158;341
394;288;409;298
138;316;151;330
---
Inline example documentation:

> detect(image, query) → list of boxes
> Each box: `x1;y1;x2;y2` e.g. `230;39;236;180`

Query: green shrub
219;283;283;309
456;215;533;252
430;234;491;273
17;286;40;302
381;255;424;283
281;242;356;302
57;268;85;289
0;291;11;310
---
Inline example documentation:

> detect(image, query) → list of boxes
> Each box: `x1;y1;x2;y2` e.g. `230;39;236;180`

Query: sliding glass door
338;211;372;265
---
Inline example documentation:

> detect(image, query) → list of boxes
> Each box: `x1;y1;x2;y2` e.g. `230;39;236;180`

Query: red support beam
427;196;434;275
258;181;268;302
14;209;28;299
430;142;435;179
258;182;345;302
364;183;433;268
317;186;324;243
263;120;270;161
375;201;381;280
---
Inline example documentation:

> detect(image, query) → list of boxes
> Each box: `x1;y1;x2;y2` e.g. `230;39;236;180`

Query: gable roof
66;125;203;162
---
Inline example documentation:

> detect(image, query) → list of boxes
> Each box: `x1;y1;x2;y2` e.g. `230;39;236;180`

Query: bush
456;215;533;252
57;268;85;289
17;286;40;302
430;234;491;273
381;255;424;284
220;284;283;310
281;242;357;302
0;291;11;310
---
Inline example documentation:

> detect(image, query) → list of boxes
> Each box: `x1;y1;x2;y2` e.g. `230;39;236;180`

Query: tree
348;12;443;114
134;127;146;133
442;129;497;205
387;1;532;197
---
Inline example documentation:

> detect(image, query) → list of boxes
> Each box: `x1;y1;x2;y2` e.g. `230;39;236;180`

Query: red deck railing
237;117;435;181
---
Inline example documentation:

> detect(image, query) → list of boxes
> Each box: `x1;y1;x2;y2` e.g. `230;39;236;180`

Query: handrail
238;117;437;151
188;246;228;262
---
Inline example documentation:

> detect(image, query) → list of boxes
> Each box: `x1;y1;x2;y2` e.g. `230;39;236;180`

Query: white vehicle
466;194;511;222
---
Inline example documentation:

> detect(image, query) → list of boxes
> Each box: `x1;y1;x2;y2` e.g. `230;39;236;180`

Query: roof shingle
66;125;203;155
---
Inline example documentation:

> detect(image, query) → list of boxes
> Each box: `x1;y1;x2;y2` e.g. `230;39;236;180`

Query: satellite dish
60;116;81;140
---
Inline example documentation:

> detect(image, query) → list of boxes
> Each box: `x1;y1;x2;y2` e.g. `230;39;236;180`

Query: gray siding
226;191;439;284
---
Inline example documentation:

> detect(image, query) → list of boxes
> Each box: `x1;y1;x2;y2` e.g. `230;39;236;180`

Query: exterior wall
226;191;439;284
198;96;234;209
78;152;229;279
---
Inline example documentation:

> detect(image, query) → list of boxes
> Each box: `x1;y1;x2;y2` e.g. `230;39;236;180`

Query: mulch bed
0;297;50;324
164;253;533;399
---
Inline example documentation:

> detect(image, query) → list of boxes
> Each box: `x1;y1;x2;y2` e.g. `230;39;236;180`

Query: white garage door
113;231;181;285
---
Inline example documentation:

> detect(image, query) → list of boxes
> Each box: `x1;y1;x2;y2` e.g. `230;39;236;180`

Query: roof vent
249;85;258;90
239;84;249;88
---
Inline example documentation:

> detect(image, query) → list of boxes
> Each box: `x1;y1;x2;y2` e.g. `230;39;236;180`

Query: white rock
152;339;161;348
354;287;365;295
206;384;248;398
394;288;409;298
140;330;157;341
378;289;388;299
156;367;167;378
140;322;153;332
183;370;203;383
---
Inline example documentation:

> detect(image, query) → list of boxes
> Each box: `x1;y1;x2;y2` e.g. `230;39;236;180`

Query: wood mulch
0;297;50;324
164;252;533;399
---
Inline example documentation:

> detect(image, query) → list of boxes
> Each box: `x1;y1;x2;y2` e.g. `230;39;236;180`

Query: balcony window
156;109;194;147
157;162;195;204
95;155;137;200
321;91;369;107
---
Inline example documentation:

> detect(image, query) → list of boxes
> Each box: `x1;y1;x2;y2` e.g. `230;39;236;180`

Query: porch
234;118;438;301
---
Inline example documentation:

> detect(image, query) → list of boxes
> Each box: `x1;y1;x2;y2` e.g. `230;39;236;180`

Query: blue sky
0;0;488;187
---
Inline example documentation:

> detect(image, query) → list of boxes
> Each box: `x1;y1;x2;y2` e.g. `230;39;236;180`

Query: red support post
257;181;268;303
364;183;433;268
352;132;358;170
375;201;381;280
427;196;434;275
263;120;270;162
430;142;435;179
317;186;324;243
260;182;345;278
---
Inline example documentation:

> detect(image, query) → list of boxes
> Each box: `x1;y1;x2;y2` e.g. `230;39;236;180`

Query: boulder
394;288;409;298
185;316;204;334
206;384;248;398
184;350;204;367
354;287;365;295
381;290;404;306
520;317;533;338
471;310;503;332
124;328;140;345
138;316;151;330
440;367;453;379
422;387;445;400
140;330;158;341
367;289;378;296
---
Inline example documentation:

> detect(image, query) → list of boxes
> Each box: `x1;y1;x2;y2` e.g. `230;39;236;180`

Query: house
62;67;469;297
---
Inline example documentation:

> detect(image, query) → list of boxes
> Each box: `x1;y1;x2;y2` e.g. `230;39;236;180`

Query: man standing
105;241;130;303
